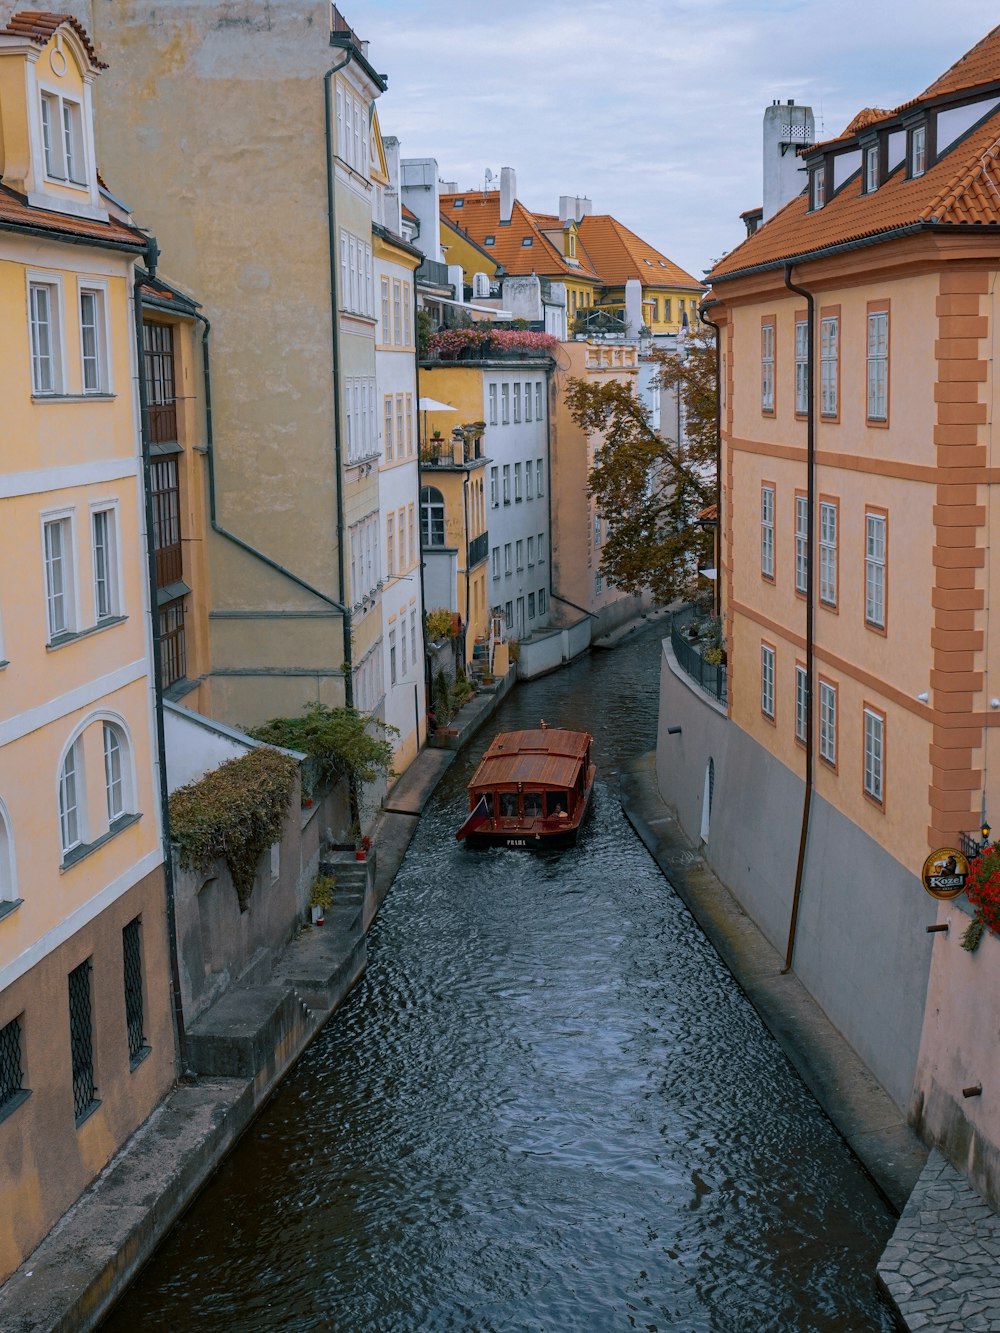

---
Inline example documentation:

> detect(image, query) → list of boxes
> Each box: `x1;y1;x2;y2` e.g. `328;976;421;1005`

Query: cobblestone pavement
878;1150;1000;1330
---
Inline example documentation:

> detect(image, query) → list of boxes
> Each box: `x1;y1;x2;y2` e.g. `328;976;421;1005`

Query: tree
564;330;717;604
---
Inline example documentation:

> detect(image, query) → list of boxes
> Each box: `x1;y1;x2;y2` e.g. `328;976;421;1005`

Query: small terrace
670;603;727;706
420;423;487;468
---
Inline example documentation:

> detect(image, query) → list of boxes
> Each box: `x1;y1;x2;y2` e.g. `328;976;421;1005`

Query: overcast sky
362;1;995;281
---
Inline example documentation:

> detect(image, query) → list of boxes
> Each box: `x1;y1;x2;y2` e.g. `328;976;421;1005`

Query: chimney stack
762;101;815;221
558;195;593;223
500;166;516;224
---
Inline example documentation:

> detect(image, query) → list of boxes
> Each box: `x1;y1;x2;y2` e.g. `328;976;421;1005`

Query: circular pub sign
921;847;970;900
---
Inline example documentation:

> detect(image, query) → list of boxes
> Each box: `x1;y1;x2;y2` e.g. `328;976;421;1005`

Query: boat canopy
467;729;590;791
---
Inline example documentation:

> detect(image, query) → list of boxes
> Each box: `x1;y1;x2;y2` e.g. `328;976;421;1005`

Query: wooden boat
456;726;596;849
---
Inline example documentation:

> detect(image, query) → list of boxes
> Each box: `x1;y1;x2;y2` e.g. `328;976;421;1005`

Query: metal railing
416;258;452;289
468;531;489;568
670;605;727;705
68;960;98;1123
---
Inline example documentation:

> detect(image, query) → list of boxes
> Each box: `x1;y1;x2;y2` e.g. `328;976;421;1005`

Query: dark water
104;623;895;1332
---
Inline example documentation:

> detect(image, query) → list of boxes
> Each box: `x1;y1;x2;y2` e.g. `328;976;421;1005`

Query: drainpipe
782;263;815;974
324;50;355;707
133;240;193;1080
699;304;723;619
413;279;431;739
463;470;472;668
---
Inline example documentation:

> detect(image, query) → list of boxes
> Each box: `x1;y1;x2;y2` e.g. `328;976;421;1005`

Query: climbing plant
248;702;397;789
169;747;297;912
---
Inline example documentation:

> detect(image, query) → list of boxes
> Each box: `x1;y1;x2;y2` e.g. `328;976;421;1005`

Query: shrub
249;702;397;790
425;607;455;641
169;747;297;912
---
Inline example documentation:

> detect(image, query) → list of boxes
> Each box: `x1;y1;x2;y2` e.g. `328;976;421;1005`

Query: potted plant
309;873;335;925
355;834;372;862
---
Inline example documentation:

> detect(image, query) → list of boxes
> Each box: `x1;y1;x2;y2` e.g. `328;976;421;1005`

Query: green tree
564;331;717;604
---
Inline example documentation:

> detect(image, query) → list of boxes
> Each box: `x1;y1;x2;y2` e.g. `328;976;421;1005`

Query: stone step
186;984;318;1081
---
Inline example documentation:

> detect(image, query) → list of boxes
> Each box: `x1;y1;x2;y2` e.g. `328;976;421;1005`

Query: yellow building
0;13;175;1282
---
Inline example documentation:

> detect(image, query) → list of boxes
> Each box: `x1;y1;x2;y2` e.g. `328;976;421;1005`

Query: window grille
123;919;147;1065
68;960;98;1122
0;1016;24;1110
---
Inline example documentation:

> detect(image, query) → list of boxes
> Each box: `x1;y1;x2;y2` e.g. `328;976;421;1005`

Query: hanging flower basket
960;843;1000;951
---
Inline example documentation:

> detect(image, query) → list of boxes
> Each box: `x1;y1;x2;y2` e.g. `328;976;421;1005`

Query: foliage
960;843;1000;951
426;327;559;359
452;671;473;709
425;607;455;641
565;329;717;604
572;307;625;336
511;317;530;330
702;646;725;666
433;668;452;723
248;702;397;791
309;874;335;911
169;747;297;912
416;307;432;359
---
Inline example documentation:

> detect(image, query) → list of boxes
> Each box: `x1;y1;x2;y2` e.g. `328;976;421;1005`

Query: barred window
0;1015;27;1116
123;918;148;1067
68;960;99;1124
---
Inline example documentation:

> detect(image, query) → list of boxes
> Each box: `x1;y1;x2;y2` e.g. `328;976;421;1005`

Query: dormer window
41;91;86;186
810;167;826;210
910;124;927;177
521;236;533;247
864;145;879;193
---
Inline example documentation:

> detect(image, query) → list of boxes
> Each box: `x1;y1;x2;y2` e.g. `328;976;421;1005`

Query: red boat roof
468;729;592;791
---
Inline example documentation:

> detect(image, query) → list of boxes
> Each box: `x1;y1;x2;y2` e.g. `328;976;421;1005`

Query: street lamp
981;819;992;850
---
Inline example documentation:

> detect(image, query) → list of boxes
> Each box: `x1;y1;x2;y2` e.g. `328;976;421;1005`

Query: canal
104;623;895;1332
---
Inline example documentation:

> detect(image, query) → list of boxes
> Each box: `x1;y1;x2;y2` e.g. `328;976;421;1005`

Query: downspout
413;278;431;737
463;471;471;666
782;263;815;974
133;240;193;1080
699;305;723;619
546;358;595;622
324;50;355;707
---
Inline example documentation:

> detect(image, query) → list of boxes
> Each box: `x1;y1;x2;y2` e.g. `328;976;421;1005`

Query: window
865;511;887;629
819;680;837;766
122;918;148;1067
339;230;374;316
502;383;510;425
43;515;74;639
521;236;533;247
594;515;602;547
504;543;512;575
410;611;417;664
535;382;543;420
0;1016;26;1115
528;592;536;619
389;629;397;686
143;322;176;442
79;287;108;394
489;383;498;426
58;738;83;857
514;462;522;502
795;664;808;744
0;802;14;908
68;959;98;1124
525;382;533;422
864;145;879;192
150;457;181;588
864;707;885;803
490;466;499;507
795;495;808;596
514;382;522;423
911;124;927;177
820;315;838;418
29;280;62;394
595;570;603;595
502;464;511;504
811;168;825;209
92;508;119;621
538;588;547;615
384;396;394;461
867;309;889;422
760;485;775;580
649;298;659;321
400;618;407;674
516;539;524;570
819;501;838;607
664;298;672;321
337;83;369;175
160;599;186;688
396;394;405;460
386;512;395;577
505;601;513;630
491;546;500;580
103;722;130;824
527;535;535;566
403;286;412;345
536;459;544;496
421;487;445;548
761;321;775;413
380;277;390;339
538;531;545;562
761;643;775;719
526;463;534;500
392;280;402;344
408;503;416;564
41;90;85;184
794;319;808;415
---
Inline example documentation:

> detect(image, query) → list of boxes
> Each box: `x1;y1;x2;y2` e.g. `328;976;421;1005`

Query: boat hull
462;779;594;851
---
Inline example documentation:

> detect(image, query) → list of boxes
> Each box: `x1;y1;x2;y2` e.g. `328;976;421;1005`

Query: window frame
91;502;122;624
78;280;111;395
866;301;890;426
863;704;886;807
42;509;78;641
760;482;775;582
27;273;66;396
760;641;776;722
865;507;888;633
864;143;880;193
819;496;839;610
59;736;85;858
794;314;809;417
910;123;927;178
501;383;510;425
818;677;838;769
103;721;133;825
39;86;87;186
760;316;775;415
819;307;840;421
794;491;808;598
794;662;807;746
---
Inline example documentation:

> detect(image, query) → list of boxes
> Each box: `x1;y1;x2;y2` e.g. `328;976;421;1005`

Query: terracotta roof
402;203;418;223
577;213;704;290
439;191;601;281
0;11;107;69
0;183;147;251
710;97;1000;281
920;23;1000;101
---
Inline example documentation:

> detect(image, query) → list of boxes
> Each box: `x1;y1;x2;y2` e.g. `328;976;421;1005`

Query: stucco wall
657;638;935;1112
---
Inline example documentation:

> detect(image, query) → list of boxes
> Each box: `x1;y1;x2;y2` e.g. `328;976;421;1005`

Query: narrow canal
104;623;895;1332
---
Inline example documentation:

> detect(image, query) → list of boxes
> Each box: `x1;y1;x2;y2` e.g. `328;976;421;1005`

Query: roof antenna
484;167;494;197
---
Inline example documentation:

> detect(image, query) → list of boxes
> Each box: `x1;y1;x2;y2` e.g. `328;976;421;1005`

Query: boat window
484;793;494;815
500;792;518;818
523;792;542;818
545;791;569;817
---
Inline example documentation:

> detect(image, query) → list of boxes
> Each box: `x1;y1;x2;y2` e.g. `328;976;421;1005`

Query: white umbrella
418;397;456;451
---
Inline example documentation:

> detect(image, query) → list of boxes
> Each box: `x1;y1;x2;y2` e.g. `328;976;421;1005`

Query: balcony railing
421;435;486;466
468;531;489;568
155;541;183;588
670;605;727;706
148;400;178;445
416;258;452;290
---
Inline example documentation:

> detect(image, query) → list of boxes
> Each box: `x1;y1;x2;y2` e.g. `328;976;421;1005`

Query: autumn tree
564;330;717;605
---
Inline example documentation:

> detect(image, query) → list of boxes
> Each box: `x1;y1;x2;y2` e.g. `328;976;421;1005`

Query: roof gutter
709;219;931;286
781;263;816;976
0;216;147;255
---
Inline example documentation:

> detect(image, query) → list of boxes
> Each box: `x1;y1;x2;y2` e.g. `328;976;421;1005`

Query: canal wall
655;636;935;1120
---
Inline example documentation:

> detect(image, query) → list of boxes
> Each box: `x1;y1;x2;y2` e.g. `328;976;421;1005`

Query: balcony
670;604;727;706
148;399;178;445
468;531;489;569
421;428;486;468
155;541;183;588
416;258;452;290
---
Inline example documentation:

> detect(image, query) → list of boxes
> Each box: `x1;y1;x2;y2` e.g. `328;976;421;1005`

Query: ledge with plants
960;843;1000;952
426;328;559;361
248;702;397;807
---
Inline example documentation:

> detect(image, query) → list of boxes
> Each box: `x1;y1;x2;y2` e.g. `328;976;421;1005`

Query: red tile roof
920;23;1000;101
439;191;601;281
0;183;147;252
0;11;107;69
576;213;703;290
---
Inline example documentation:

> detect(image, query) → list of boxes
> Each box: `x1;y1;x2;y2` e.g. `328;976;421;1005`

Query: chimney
500;166;516;224
762;101;815;221
558;195;593;223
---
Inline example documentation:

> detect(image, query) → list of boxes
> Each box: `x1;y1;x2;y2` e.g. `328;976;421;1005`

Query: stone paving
878;1150;1000;1331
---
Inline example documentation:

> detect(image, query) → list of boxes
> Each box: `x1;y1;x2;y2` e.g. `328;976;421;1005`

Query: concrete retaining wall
656;637;935;1113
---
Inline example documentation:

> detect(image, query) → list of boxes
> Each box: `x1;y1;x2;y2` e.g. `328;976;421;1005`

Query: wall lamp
667;726;682;735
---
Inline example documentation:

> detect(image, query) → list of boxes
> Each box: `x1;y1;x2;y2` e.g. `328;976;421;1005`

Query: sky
361;0;996;282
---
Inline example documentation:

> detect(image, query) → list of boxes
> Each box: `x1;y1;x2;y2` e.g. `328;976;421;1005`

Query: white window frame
384;395;394;462
389;629;397;687
513;382;522;423
0;798;17;905
59;737;84;856
490;466;498;507
103;721;133;824
501;383;510;425
795;664;807;744
819;501;837;607
27;272;66;396
42;509;78;640
794;319;808;415
535;382;543;420
867;310;889;422
502;464;511;505
538;531;545;562
819;680;837;766
488;383;498;426
525;382;533;422
865;511;887;629
911;125;927;177
761;643;775;719
78;280;111;395
820;316;838;418
526;464;534;501
91;502;121;622
795;495;808;595
865;145;879;193
516;539;524;571
504;543;512;576
760;485;775;579
864;708;885;803
514;461;522;502
491;546;500;580
811;168;825;209
536;459;544;496
527;535;535;566
39;87;86;186
761;322;774;412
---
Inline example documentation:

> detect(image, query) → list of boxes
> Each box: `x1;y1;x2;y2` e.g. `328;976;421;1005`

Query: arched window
421;486;445;548
103;722;133;823
0;801;16;905
59;739;84;856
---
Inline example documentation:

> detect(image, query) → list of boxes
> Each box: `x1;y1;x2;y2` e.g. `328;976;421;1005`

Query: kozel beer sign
921;847;970;901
